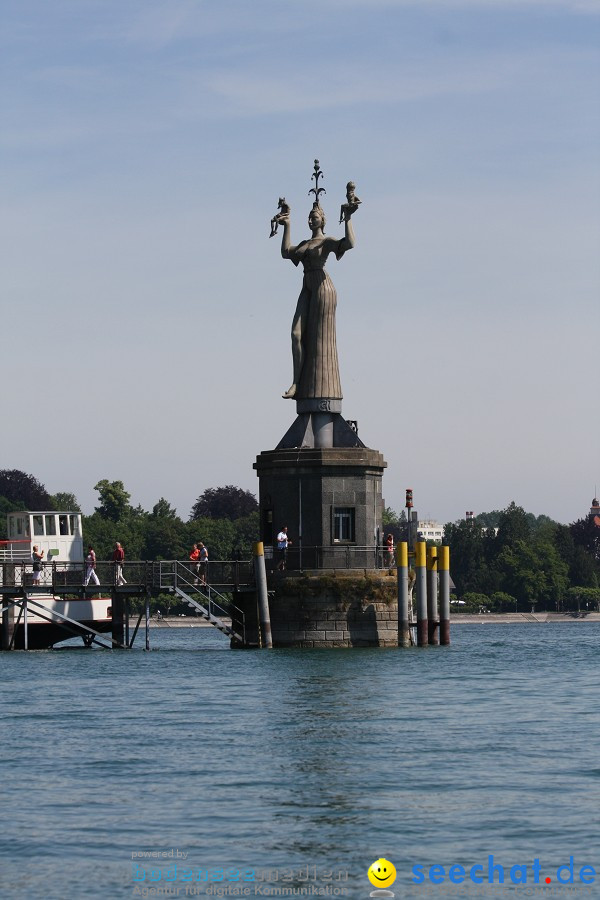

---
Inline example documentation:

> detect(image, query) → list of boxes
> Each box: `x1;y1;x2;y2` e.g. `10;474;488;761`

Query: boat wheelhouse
3;510;83;563
0;510;112;650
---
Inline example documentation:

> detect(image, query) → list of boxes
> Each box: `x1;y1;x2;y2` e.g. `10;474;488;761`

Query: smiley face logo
368;858;397;889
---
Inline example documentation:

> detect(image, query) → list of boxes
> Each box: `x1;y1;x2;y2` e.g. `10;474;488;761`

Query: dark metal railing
159;561;246;643
0;561;154;591
268;545;394;571
1;547;393;594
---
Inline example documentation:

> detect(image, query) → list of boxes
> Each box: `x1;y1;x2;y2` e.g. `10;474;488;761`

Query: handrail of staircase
161;561;246;642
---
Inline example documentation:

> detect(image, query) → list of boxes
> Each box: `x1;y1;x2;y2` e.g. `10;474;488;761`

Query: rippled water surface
1;623;599;899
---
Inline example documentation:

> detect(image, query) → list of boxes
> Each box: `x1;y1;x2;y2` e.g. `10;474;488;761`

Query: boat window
33;515;44;536
45;515;57;536
25;518;30;536
59;515;69;535
9;518;16;537
69;515;78;535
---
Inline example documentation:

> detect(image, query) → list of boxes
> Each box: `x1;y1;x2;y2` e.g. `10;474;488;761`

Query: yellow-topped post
439;545;450;644
427;545;439;645
396;542;410;647
253;541;272;648
415;540;428;647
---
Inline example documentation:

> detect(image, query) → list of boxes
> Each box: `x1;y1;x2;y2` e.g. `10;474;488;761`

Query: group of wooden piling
397;542;450;647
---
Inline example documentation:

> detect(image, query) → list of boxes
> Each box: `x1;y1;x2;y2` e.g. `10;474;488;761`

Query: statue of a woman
277;202;355;401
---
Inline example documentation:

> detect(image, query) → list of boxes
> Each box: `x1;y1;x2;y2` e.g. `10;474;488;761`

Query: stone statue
271;161;358;402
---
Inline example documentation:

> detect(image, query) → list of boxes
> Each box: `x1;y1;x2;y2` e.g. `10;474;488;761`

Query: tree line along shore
1;471;598;615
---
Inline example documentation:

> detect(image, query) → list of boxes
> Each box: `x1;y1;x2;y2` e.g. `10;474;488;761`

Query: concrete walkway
452;612;600;624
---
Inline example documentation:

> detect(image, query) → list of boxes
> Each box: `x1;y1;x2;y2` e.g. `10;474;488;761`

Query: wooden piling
145;593;150;651
253;542;273;648
439;545;450;645
2;565;16;650
427;545;439;645
415;540;428;647
111;589;125;648
23;595;29;651
124;597;130;647
397;542;410;647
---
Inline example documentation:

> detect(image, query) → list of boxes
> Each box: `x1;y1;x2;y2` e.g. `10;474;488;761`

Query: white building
416;519;444;543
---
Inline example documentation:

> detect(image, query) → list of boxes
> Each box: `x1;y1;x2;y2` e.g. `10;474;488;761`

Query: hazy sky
3;0;599;526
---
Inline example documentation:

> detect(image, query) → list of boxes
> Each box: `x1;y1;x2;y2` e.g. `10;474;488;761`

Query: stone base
269;572;399;648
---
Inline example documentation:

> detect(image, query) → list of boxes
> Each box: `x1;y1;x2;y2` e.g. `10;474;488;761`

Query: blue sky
2;0;599;526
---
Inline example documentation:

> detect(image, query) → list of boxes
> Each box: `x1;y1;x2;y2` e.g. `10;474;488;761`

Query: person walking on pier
113;541;127;585
198;542;208;585
32;545;44;586
190;543;201;585
276;526;291;571
84;545;100;586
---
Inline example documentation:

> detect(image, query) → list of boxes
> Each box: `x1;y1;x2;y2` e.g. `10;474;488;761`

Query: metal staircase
159;561;246;644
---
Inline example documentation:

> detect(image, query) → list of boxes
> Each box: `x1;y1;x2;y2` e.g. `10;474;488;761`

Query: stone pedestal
269;573;398;647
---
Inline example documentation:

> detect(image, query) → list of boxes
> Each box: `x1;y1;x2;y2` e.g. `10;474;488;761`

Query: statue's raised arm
270;160;360;402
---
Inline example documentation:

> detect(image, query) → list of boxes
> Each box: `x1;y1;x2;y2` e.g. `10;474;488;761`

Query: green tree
496;502;531;550
554;524;575;568
82;508;146;560
528;513;558;534
475;510;501;529
185;518;237;559
569;547;598;588
461;592;490;613
382;506;400;527
142;517;187;560
230;511;260;557
565;586;600;612
190;486;258;521
0;496;21;519
50;491;81;511
489;591;518;612
570;516;600;563
0;469;52;509
94;479;132;522
151;498;178;519
496;538;568;611
444;519;498;599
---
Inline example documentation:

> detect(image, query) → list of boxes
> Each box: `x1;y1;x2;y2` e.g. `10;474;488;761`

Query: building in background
416;519;444;543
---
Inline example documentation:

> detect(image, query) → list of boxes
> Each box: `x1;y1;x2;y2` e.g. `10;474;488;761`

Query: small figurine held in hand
270;197;291;237
339;181;361;224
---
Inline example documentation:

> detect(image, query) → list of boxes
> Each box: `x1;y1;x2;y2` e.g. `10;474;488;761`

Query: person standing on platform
84;545;100;586
276;526;292;571
113;541;127;585
32;545;44;586
385;533;395;569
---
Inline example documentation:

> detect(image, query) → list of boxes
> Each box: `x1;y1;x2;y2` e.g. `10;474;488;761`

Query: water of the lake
1;623;598;899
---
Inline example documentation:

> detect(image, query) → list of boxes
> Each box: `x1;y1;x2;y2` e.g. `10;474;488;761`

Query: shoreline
451;612;600;624
142;612;600;628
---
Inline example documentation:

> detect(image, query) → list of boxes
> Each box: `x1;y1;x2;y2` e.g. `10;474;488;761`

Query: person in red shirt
189;543;201;585
113;541;126;585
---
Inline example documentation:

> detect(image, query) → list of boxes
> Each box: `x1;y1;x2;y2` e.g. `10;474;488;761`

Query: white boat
0;510;113;649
